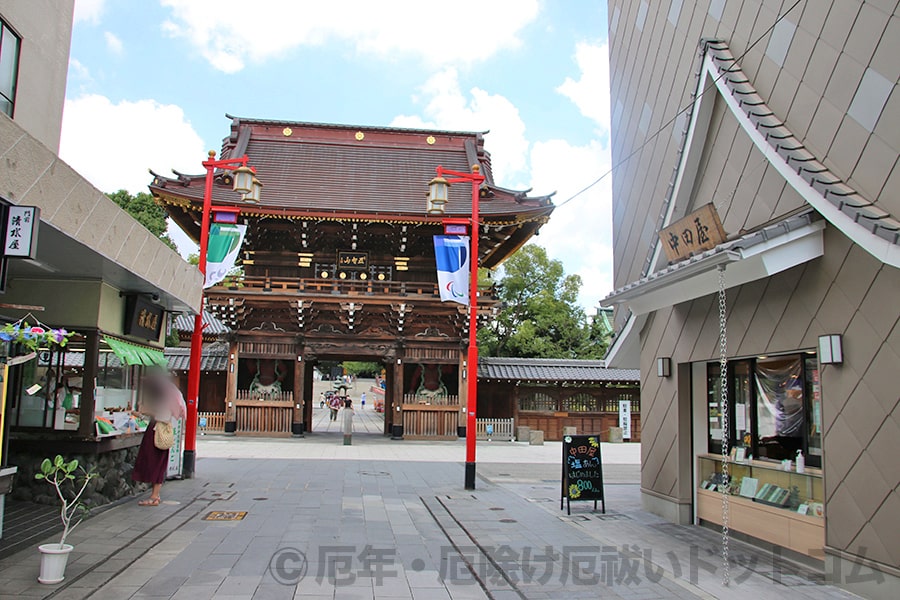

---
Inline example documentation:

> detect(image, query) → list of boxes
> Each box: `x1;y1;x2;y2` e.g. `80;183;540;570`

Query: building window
706;353;821;467
0;21;20;117
519;391;556;412
562;393;597;412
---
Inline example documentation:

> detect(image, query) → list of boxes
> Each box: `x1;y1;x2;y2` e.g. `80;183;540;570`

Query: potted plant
33;455;97;584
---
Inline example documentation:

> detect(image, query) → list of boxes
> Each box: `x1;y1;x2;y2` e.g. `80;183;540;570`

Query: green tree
341;361;382;377
107;189;177;251
479;245;608;359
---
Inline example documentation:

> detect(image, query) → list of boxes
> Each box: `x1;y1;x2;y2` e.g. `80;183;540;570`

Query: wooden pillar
390;359;404;436
224;340;238;434
78;331;99;439
292;356;305;436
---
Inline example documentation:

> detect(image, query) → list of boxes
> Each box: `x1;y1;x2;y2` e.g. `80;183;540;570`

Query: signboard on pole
619;399;632;440
4;206;40;259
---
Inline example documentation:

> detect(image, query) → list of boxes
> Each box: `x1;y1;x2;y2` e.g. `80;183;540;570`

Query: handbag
153;420;174;450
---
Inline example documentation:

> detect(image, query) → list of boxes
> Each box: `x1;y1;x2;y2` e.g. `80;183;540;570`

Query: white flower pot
38;543;73;584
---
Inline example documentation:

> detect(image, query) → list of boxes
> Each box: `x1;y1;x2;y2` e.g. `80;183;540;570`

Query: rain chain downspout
717;264;730;586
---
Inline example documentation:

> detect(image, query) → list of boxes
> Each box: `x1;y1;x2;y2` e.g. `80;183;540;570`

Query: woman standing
341;398;354;445
132;373;183;506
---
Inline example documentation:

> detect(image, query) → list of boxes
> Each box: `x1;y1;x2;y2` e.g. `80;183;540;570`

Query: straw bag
153;421;174;450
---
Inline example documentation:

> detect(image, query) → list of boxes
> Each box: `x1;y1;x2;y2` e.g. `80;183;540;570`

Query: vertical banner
618;399;632;440
433;235;470;305
166;418;184;479
204;223;247;288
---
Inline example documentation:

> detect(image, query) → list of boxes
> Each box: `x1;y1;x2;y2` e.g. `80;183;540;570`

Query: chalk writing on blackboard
561;434;606;515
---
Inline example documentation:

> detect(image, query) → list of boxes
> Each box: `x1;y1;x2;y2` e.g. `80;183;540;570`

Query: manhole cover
489;507;505;511
499;518;518;523
198;491;237;501
202;511;248;521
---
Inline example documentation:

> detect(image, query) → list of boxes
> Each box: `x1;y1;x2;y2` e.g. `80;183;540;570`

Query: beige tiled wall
609;0;900;571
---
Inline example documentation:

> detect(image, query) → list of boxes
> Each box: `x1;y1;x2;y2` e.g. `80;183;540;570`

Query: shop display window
11;343;83;430
706;353;820;467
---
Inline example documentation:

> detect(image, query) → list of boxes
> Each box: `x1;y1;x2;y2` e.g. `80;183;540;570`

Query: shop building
603;2;899;597
0;0;201;534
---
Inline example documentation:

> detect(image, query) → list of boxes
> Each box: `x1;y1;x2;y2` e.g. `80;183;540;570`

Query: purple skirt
132;420;169;484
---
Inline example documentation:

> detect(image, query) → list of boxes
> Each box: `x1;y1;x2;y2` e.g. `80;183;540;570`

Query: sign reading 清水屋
433;235;470;306
659;203;726;263
4;206;40;259
561;434;606;515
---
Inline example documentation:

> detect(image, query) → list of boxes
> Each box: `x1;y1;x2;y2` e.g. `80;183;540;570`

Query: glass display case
697;454;824;558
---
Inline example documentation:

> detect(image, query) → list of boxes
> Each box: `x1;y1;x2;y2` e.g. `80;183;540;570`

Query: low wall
8;441;148;508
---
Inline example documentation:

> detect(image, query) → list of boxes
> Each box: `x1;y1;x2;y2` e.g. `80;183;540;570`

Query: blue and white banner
433;235;470;305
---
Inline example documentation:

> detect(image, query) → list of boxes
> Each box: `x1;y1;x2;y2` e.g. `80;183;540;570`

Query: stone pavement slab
0;435;868;599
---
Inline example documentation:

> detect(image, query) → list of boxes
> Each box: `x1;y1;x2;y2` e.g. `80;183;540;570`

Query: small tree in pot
33;455;97;584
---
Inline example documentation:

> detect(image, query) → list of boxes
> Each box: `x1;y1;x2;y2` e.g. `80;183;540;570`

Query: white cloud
528;139;613;309
160;0;539;73
104;31;124;55
68;58;91;81
556;42;611;132
74;0;105;24
60;94;205;196
392;68;529;186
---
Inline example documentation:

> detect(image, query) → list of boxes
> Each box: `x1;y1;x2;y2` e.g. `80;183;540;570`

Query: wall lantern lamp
818;334;843;365
426;175;450;215
657;357;672;378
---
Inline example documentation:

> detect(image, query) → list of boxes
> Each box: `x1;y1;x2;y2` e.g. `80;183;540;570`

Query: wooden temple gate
150;116;555;440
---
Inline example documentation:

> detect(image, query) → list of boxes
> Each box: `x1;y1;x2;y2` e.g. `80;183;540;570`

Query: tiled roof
165;343;229;372
478;357;639;383
705;41;900;257
173;311;230;336
150;117;554;221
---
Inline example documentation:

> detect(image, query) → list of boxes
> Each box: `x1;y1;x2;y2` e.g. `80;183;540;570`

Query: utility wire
554;0;804;209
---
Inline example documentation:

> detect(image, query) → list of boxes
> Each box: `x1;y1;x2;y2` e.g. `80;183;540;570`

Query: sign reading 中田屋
619;399;631;440
561;434;606;515
4;205;40;259
659;203;726;263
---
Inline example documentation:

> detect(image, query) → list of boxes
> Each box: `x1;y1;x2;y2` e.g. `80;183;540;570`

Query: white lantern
243;176;262;203
427;176;450;215
232;165;254;195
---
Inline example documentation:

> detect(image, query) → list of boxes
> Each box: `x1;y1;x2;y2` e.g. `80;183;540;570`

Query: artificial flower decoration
0;316;73;352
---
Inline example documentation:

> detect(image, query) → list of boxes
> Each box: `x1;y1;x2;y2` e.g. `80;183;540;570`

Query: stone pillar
292;356;305;436
224;340;238;434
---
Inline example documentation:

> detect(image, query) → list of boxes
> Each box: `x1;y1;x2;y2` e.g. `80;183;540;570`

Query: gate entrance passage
151;116;554;439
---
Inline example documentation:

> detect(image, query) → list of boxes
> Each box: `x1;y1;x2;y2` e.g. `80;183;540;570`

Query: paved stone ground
0;434;867;600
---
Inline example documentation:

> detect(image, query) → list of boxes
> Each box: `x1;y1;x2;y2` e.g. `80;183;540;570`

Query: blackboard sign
561;434;605;515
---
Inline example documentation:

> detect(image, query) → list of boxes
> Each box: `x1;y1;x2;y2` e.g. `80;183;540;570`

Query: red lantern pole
183;150;250;478
435;165;484;490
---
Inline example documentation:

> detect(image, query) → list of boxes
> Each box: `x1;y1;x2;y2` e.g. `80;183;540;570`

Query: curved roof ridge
705;41;900;266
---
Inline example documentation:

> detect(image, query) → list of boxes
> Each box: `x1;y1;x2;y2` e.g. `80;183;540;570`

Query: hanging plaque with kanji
659;203;726;263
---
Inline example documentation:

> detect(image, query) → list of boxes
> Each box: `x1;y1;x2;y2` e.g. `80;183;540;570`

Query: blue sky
60;0;612;310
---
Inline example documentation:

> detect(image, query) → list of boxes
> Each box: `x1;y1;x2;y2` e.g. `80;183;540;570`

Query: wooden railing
236;389;294;403
214;276;495;300
198;411;225;433
401;404;459;440
234;391;294;436
476;418;514;441
402;394;460;406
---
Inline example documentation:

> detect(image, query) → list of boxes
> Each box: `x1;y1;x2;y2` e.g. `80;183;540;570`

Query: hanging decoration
0;314;73;352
